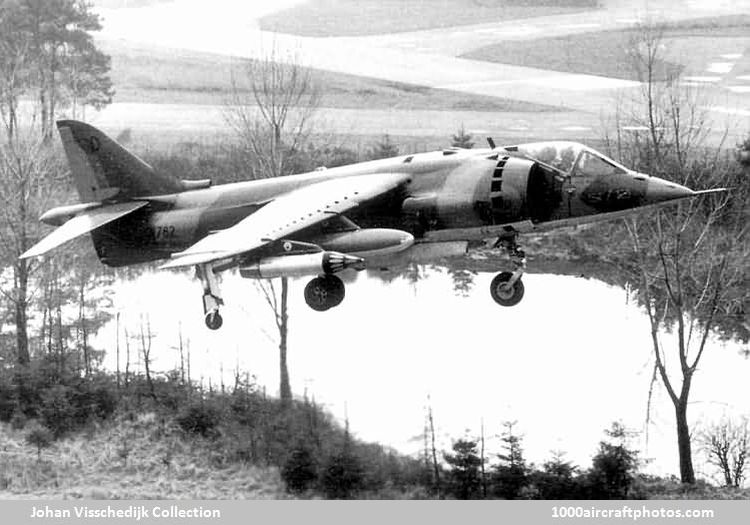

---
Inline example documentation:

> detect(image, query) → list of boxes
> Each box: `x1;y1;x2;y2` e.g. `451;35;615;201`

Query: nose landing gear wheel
304;274;345;311
490;271;525;307
205;310;223;330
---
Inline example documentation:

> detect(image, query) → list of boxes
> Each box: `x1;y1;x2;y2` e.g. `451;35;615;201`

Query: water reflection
94;268;750;477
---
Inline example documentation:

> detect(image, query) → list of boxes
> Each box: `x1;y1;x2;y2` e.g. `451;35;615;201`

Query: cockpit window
573;151;626;178
509;141;629;177
511;142;583;173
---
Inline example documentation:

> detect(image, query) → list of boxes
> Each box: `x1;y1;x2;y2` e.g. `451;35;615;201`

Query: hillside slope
0;416;285;499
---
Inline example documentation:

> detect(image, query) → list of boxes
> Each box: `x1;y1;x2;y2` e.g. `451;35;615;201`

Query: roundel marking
283;241;293;252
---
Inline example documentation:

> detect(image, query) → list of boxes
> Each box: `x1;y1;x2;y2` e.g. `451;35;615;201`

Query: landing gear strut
490;236;526;307
304;274;345;311
197;264;224;330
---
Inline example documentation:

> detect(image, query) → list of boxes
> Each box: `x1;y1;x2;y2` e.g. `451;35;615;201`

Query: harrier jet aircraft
21;121;716;330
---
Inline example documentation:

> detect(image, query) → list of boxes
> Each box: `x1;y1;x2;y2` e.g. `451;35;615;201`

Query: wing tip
19;243;51;260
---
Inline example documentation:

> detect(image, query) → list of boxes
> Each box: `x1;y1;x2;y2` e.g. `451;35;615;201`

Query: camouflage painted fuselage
92;145;670;267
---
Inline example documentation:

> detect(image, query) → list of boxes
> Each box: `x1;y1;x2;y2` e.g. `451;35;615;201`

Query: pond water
92;268;750;479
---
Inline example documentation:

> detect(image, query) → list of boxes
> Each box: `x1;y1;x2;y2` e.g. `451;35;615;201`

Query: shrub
491;421;529;499
587;422;639;499
366;134;399;160
39;385;78;437
176;403;220;437
737;135;750;166
10;411;27;430
73;375;118;421
282;444;318;494
321;446;364;499
0;375;15;422
25;423;54;461
530;456;586;499
444;439;482;499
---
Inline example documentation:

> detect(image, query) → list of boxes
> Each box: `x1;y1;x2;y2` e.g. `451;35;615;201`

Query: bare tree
36;251;68;364
699;417;749;488
76;264;90;376
426;396;442;499
1;3;109;376
625;209;746;484
124;325;131;389
610;22;750;484
224;47;320;409
225;46;320;181
606;22;715;178
480;417;487;498
255;278;291;404
0;130;61;367
0;5;30;141
138;313;156;400
177;321;187;386
115;311;121;391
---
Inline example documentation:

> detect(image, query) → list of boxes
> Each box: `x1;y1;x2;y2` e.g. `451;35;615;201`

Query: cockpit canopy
505;141;629;178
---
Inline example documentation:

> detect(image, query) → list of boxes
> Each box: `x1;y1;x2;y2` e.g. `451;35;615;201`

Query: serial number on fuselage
147;225;177;241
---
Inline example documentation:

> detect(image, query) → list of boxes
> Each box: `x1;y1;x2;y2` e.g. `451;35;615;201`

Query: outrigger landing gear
304;274;345;311
490;236;526;307
197;264;224;330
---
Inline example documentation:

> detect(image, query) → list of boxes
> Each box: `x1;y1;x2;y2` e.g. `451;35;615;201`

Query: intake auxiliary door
487;155;530;224
483;156;563;224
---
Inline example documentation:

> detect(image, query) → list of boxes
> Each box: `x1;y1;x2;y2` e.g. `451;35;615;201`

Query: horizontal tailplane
20;201;148;259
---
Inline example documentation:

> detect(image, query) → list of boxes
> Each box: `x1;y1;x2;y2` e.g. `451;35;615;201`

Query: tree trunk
39;86;48;140
48;49;56;140
14;262;30;366
124;328;130;388
140;321;156;400
8;100;17;141
676;400;696;483
56;297;64;369
480;418;487;498
79;277;90;376
428;403;442;499
115;312;121;391
279;277;292;407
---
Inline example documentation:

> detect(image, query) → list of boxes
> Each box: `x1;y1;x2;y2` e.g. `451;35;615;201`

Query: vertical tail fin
56;120;184;202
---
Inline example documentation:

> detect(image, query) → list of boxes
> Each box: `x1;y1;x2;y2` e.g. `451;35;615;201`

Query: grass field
462;16;750;81
258;0;598;37
0;417;285;499
101;40;563;113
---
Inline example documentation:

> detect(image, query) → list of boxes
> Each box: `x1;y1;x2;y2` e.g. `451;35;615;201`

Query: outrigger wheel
304;274;345;311
198;264;225;330
490;271;525;307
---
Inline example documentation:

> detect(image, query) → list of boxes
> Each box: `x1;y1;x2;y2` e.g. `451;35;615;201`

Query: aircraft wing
161;172;411;269
20;201;148;259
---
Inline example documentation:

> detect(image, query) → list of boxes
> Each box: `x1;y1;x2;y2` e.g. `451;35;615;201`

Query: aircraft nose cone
644;176;694;204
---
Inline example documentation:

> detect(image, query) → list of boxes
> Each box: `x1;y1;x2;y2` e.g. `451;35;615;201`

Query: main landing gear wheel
205;310;223;330
304;274;345;311
490;271;525;307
